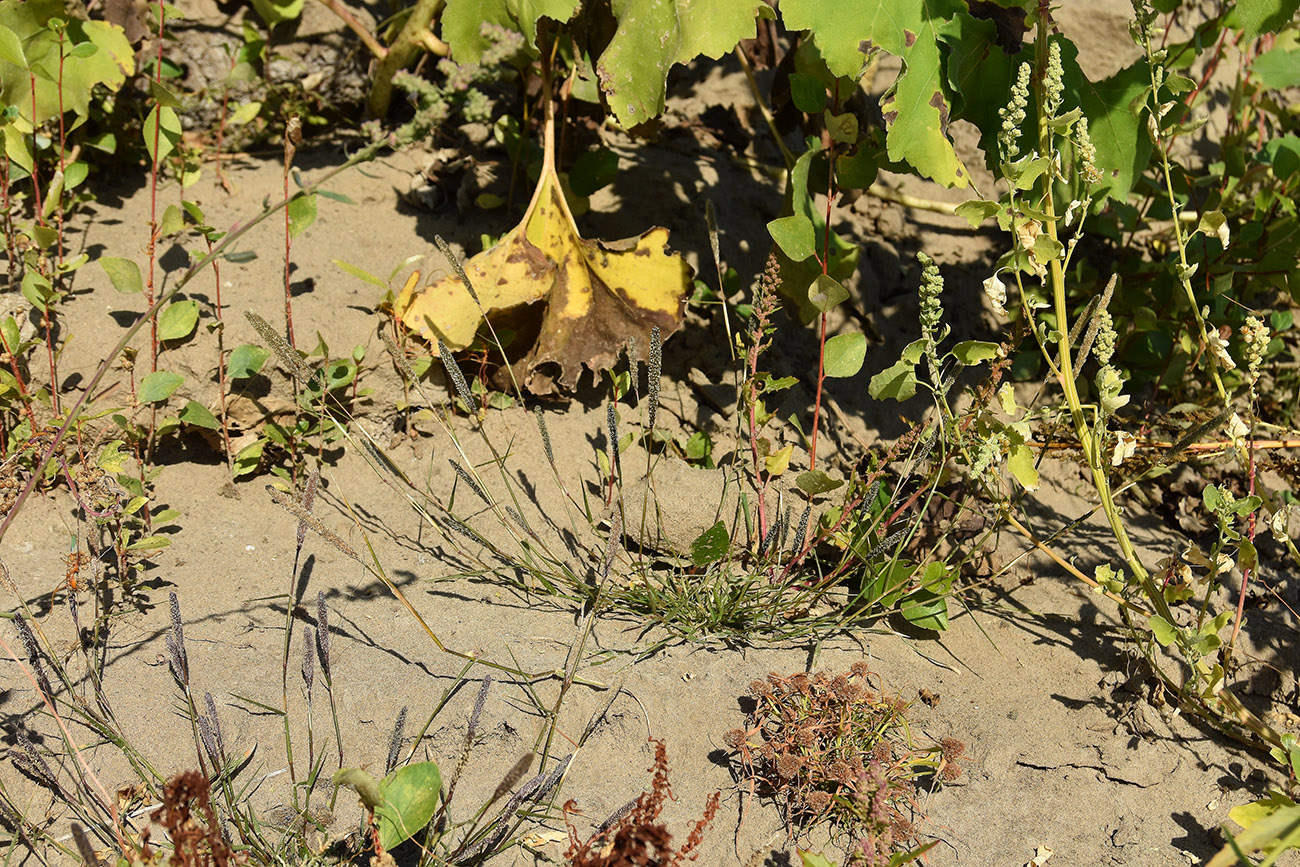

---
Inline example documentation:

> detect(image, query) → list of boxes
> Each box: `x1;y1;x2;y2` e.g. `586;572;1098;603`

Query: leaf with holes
690;520;731;567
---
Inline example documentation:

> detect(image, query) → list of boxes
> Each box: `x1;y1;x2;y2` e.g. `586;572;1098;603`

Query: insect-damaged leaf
396;132;690;393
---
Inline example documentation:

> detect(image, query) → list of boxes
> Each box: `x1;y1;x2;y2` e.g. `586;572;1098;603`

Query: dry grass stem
265;485;360;561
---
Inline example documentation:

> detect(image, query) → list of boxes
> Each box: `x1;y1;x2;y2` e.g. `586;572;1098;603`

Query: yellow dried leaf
395;159;690;393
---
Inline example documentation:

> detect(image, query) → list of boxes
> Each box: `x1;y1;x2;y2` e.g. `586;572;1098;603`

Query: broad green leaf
690;520;730;566
1148;614;1177;647
823;110;858;144
251;0;304;26
807;274;848;313
99;256;142;294
797;851;836;867
232;439;265;478
287;193;317;239
796;470;842;496
375;762;442;851
1254;44;1300;88
1006;442;1039;491
143;104;181;165
0;9;133;124
834;144;877;189
776;140;860;322
954;198;1000;228
229;99;262;125
158;203;184;238
597;0;765;126
951;340;999;365
788;73;826;113
1208;799;1300;867
767;214;816;262
179;400;219;429
227;343;271;380
63;160;88;190
901;574;950;631
3;125;32;173
868;358;918;401
441;0;580;60
96;440;129;473
790;0;972;186
1234;0;1300;38
0;24;24;67
126;535;172;551
823;332;866;377
158;300;199;341
139;371;184;403
569;148;618;196
333;767;381;810
765;444;793;476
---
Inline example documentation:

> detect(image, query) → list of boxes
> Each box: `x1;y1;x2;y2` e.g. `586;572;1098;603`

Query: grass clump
725;665;956;864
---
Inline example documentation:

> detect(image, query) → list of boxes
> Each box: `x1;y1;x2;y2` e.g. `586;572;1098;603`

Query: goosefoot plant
952;1;1289;752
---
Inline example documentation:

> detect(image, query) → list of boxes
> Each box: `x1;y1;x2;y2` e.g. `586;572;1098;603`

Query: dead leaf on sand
396;107;690;393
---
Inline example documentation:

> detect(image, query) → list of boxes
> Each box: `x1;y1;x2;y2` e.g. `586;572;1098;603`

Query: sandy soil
2;2;1298;866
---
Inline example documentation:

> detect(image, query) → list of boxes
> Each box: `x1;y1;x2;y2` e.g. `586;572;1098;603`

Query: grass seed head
246;310;309;384
439;340;478;413
13;614;51;699
315;591;332;677
386;705;408;774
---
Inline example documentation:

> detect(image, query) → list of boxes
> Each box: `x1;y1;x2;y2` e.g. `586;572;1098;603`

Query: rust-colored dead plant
565;738;720;867
141;771;240;867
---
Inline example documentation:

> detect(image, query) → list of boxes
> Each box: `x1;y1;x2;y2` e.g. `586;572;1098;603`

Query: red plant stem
209;239;233;469
808;83;840;472
746;343;769;539
2;156;15;287
55;31;67;267
145;2;166;374
282;169;296;348
28;74;44;223
0;327;40;432
1229;430;1259;654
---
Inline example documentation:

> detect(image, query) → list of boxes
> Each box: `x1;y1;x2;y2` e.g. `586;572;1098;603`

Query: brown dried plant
140;771;240;867
565;738;720;867
724;665;963;864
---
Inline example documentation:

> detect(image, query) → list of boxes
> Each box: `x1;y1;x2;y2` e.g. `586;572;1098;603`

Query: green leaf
1148;614;1177;647
157;300;199;341
126;535;172;551
1;12;134;125
227;343;270;380
568;148;619;196
788;73;826;113
796;470;842;496
797;851;837;867
823;110;858;145
374;762;442;851
1254;44;1300;88
767;215;817;262
775;141;860;323
442;0;580;59
139;371;184;403
287;194;317;239
951;340;999;365
333;767;381;810
97;441;129;473
99;256;142;294
954;198;1000;228
0;24;26;67
143;105;181;165
1006;442;1039;491
834;144;877;189
63;160;88;190
179;400;219;429
1234;0;1300;39
158;203;184;238
807;274;848;313
333;259;387;289
251;0;304;26
868;358;918;401
823;332;866;377
3;126;33;173
690;520;731;566
232;438;264;478
1208;799;1300;867
596;0;765;126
